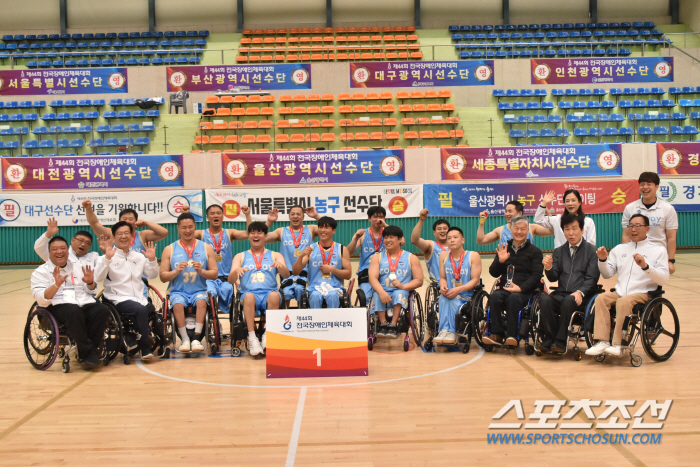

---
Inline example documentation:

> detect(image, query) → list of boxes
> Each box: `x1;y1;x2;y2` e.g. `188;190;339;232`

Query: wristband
479;218;485;225
668;259;675;264
540;204;547;209
598;258;606;262
642;264;650;271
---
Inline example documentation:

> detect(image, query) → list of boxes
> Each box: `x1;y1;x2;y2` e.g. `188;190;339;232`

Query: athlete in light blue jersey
476;199;549;247
410;208;450;282
434;226;482;346
293;216;352;309
160;213;218;354
230;222;290;356
348;205;389;305
265;205;321;306
368;226;423;339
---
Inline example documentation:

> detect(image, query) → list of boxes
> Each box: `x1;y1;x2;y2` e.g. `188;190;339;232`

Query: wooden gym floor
1;252;699;466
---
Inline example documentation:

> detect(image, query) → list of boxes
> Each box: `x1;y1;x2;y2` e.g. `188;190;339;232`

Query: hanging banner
222;149;405;185
531;57;673;85
441;144;621;180
657;142;700;175
166;64;311;92
659;178;700;212
350;60;494;88
0;189;202;227
424;180;638;217
0;68;128;95
2;155;183;190
206;184;423;221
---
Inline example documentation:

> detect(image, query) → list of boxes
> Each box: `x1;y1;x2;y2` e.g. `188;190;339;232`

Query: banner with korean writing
424;180;638;217
206;184;422;221
222;149;404;185
0;189;202;227
0;68;127;95
657;142;700;175
659;178;700;211
2;155;183;190
166;64;311;92
531;57;673;85
350;60;494;88
441;144;621;180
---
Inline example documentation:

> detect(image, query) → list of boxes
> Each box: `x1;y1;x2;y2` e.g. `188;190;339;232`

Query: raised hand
596;246;608;261
496;242;511;263
419;209;429;220
144;241;157;261
82;265;94;284
305;206;318;218
98;235;115;259
46;217;59;237
241;205;250;216
267;208;279;223
633;253;647;269
134;219;146;228
479;210;489;219
541;190;557;206
542;255;553;270
353;228;364;240
52;266;69;288
301;245;313;257
81;199;92;210
181;205;190;213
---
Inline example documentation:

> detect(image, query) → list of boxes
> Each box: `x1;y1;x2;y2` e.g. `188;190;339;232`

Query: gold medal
294;250;301;257
453;280;462;287
323;273;331;279
257;271;265;282
215;254;222;262
187;260;194;267
389;273;397;281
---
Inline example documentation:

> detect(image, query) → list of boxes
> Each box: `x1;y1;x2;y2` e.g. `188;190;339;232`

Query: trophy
504;265;515;289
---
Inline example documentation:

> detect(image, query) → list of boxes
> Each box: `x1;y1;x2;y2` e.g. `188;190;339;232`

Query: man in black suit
538;212;600;354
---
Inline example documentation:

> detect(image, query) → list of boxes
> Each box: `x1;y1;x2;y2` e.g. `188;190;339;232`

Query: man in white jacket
94;221;160;361
586;214;669;357
34;217;99;268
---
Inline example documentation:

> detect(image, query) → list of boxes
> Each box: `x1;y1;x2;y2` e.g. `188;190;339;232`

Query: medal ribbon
369;228;383;252
387;250;403;272
450;251;466;281
179;240;197;260
435;241;446;254
290;227;303;249
319;242;335;266
251;249;265;270
130;232;137;247
209;228;223;254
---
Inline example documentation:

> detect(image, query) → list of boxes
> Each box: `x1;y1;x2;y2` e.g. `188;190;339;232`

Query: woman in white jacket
94;221;159;360
535;189;596;248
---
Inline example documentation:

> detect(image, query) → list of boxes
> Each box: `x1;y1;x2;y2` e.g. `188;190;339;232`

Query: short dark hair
118;208;139;221
49;236;68;248
382;225;403;239
367;206;386;219
506;200;524;214
289;204;305;214
177;213;196;225
638;172;660;186
447;226;464;237
111;221;134;236
629;213;650;226
317;216;337;229
432;219;450;231
248;221;268;234
206;204;223;215
73;230;93;242
560;212;584;230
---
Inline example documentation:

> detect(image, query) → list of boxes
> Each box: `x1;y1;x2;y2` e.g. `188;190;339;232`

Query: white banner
659;179;700;212
206;184;423;221
0;189;203;227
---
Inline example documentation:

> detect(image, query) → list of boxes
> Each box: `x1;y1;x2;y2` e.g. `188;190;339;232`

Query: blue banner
532;57;673;85
167;64;312;92
350;60;494;87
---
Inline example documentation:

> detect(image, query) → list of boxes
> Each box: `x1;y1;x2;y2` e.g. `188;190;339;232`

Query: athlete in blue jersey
160;213;218;353
410;208;450;282
476;200;550;246
347;206;392;305
434;226;482;346
368;226;423;339
230;222;290;356
292;216;352;309
264;205;321;307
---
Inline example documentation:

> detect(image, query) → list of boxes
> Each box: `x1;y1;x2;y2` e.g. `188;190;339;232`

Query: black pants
115;300;153;351
48;302;109;359
538;291;585;342
488;289;530;338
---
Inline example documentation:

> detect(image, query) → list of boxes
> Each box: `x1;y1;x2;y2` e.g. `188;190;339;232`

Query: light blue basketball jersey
358;227;384;273
377;250;412;292
203;229;233;277
426;240;447;282
308;242;343;289
239;250;278;292
500;223;533;244
281;226;312;274
444;250;474;300
168;240;208;295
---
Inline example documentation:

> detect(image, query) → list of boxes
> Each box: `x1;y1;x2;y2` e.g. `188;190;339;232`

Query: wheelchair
162;291;221;356
366;288;424;352
424;280;487;354
229;284;286;357
298;278;355;309
583;286;680;367
23;299;120;373
353;270;369;307
472;280;546;354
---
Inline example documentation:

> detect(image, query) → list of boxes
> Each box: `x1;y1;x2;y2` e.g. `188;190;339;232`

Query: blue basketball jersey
426;240;447;282
358;227;384;273
168;240;208;295
377;250;412;292
500;223;533;244
308;242;343;289
239;249;278;292
444;250;474;300
203;229;233;276
281;226;313;274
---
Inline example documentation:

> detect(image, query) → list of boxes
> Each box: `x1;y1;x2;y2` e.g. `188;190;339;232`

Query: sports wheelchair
583;286;679;367
366;289;424;352
298;278;355;309
162;291;221;356
23;300;120;373
353;269;370;307
229;284;286;357
424;280;488;353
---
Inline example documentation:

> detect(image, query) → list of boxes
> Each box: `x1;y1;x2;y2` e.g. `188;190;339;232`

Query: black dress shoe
82;350;101;366
551;340;567;354
536;339;553;353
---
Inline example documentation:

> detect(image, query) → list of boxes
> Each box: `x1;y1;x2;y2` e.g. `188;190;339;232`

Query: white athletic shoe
178;341;191;353
604;345;623;357
444;332;459;345
261;332;267;350
585;341;611;356
248;336;263;356
191;340;204;352
433;329;448;344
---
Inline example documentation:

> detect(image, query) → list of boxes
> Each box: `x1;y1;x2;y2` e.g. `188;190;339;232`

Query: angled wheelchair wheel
409;290;425;347
102;304;123;363
583;294;599;349
147;285;164;313
355;288;367;308
366;293;375;350
640;297;679;362
206;293;221;355
24;307;60;370
528;293;545;351
424;283;439;342
299;291;310;309
470;289;490;349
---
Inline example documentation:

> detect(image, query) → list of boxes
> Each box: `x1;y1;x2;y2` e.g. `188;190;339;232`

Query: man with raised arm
34;217;99;268
411;209;450;283
476;200;551;245
348;206;389;305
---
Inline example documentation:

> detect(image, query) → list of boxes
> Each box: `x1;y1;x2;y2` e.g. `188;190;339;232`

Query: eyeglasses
628;224;647;230
73;238;92;245
115;231;132;237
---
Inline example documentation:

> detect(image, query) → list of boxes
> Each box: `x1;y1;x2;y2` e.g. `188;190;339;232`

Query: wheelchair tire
640;297;679;362
24;307;60;371
470;290;490;349
206;294;221;355
103;305;123;363
355;288;367;308
299;291;310;309
528;293;545;350
409;291;425;347
424;283;439;340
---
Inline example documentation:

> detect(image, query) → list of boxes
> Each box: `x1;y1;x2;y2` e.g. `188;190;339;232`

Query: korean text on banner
350;60;494;88
659;178;700;212
531;57;673;85
657;142;700;175
166;64;311;92
0;68;128;95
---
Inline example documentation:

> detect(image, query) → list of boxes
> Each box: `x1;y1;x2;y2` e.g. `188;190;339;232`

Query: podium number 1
313;348;321;366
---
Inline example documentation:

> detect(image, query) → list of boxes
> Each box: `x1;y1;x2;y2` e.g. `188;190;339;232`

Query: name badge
63;287;76;303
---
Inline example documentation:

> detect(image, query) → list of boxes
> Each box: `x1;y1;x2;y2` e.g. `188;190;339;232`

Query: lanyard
209;228;223;254
251;249;265;270
369;228;383;252
319;242;335;265
290;227;304;249
179;240;196;259
450;251;466;281
130;232;137;247
387;250;403;272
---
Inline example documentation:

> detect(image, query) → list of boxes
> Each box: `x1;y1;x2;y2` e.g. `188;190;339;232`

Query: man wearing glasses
585;214;669;357
34;217;99;268
621;172;678;274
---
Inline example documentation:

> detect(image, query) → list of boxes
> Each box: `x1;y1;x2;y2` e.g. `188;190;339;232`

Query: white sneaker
433;329;448;344
604;345;623;357
191;340;204;352
585;341;611;356
444;331;459;345
261;332;266;350
248;336;263;356
178;341;191;353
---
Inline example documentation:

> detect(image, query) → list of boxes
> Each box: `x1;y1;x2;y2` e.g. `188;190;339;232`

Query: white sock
248;331;257;340
194;322;204;335
178;327;190;343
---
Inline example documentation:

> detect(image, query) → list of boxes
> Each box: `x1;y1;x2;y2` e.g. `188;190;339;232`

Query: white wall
421;0;501;29
0;0;59;33
511;0;589;23
599;0;670;23
333;0;413;26
66;0;148;31
156;0;237;31
680;0;700;34
246;0;325;27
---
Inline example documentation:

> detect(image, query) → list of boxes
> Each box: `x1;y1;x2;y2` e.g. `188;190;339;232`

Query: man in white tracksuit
585;214;669;357
94;221;160;360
